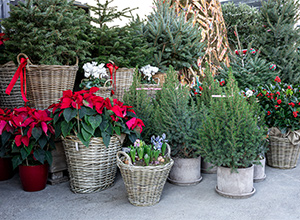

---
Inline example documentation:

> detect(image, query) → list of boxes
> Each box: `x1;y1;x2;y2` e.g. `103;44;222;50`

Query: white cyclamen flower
246;90;253;97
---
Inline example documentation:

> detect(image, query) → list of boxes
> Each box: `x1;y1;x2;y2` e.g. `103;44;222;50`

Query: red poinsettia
51;87;144;147
0;33;9;46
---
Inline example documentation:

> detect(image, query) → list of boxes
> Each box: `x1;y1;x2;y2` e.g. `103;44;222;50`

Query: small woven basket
83;79;112;99
113;68;134;102
117;145;174;206
62;135;121;193
18;53;78;109
267;135;300;169
137;77;161;99
0;61;24;108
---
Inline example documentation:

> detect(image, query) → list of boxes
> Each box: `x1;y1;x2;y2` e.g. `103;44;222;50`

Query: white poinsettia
83;62;108;79
140;64;159;81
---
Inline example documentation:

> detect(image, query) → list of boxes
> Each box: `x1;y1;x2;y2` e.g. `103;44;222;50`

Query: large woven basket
117;145;174;206
267;135;300;169
18;53;78;109
0;61;24;108
62;135;121;193
113;68;134;102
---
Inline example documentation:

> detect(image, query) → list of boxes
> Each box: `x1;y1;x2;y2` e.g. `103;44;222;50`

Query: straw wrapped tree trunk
173;0;230;76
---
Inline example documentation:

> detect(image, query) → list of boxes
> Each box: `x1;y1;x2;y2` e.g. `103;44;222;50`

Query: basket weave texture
18;53;78;109
0;61;24;108
117;146;174;206
62;135;121;193
267;135;300;169
113;68;134;102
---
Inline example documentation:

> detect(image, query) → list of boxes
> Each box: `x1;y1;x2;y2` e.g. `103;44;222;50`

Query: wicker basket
113;68;134;102
267;135;300;169
18;53;78;109
117;145;174;206
62;135;121;193
83;79;112;99
0;61;24;108
137;77;161;99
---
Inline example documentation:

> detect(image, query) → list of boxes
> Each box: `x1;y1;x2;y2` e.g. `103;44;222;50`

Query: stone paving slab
0;161;300;220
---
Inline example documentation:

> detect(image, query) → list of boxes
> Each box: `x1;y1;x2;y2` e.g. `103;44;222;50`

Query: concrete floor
1;161;300;220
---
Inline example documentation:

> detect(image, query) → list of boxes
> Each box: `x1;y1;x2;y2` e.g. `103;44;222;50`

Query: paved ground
1;160;300;220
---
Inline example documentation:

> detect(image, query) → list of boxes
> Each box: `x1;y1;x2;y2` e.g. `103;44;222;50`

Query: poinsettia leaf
20;147;30;160
32;127;42;141
53;113;60;124
63;108;77;123
79;106;97;119
99;118;109;132
61;121;72;137
39;135;48;149
88;115;102;130
12;156;22;169
113;126;121;136
33;149;46;164
94;127;101;137
101;131;111;148
1;131;11;146
55;122;62;138
45;151;52;165
49;138;56;150
24;143;34;154
81;121;94;134
77;133;90;147
128;133;137;144
81;127;92;141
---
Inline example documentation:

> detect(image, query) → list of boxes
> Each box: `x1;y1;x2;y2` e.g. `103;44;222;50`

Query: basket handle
166;143;171;157
103;79;112;87
117;151;133;165
17;53;33;66
75;56;79;66
152;76;161;85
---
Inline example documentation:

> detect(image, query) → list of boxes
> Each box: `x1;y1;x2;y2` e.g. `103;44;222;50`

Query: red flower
275;105;279;110
276;92;280;95
194;92;198;95
293;111;298;118
126;118;145;133
219;80;225;86
0;33;9;46
274;76;281;83
267;111;271;115
289;102;295;108
199;86;203;91
277;99;282;104
287;86;292;89
257;93;263;97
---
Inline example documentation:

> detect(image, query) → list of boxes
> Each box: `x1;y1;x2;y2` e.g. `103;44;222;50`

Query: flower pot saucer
254;174;266;183
215;186;256;199
167;176;202;186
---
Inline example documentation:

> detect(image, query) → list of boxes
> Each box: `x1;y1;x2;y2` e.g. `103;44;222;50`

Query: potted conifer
1;0;91;109
152;66;207;185
197;71;266;198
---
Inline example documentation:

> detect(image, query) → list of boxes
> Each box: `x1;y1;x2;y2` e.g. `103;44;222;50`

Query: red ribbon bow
5;58;28;103
106;63;119;96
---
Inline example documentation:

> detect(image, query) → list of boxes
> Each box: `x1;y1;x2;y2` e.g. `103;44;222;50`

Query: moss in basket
152;66;208;158
196;70;266;172
1;0;91;65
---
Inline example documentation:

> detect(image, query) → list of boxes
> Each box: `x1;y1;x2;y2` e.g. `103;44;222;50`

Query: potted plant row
117;137;173;206
50;87;145;193
0;106;55;191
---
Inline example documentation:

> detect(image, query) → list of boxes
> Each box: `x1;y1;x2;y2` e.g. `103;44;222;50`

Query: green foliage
257;0;300;83
152;66;206;158
217;48;277;90
222;2;261;49
123;68;155;142
144;0;204;72
197;71;265;171
1;0;91;65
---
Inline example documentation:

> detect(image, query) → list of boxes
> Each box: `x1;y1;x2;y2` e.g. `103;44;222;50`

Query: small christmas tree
257;0;300;83
1;0;91;65
152;66;206;158
123;68;155;142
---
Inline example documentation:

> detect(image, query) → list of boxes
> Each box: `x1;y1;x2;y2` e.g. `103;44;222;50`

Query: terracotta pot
19;163;49;192
0;158;14;181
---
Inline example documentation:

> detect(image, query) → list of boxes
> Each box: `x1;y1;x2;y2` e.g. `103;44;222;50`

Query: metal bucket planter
215;165;255;199
168;156;202;186
253;157;266;183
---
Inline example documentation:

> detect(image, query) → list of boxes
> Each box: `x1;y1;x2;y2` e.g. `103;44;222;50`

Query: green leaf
45;151;53;166
100;118;109;132
63;108;77;123
113;126;121;136
55;122;62;138
77;133;90;147
101;131;111;148
38;135;48;149
20;147;30;160
61;121;72;137
12;156;22;169
81;128;92;141
32;127;42;141
79;106;97;119
1;131;11;146
88;115;102;129
81;121;94;134
33;149;46;164
53;113;60;124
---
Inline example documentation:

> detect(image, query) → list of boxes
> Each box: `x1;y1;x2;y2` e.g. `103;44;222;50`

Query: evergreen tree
152;66;206;158
197;71;265;171
144;0;204;72
123;68;155;142
257;0;300;83
1;0;91;65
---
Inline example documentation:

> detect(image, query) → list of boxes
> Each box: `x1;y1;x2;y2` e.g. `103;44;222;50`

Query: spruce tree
123;68;155;142
197;71;265;171
152;66;206;158
257;0;300;83
1;0;91;65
